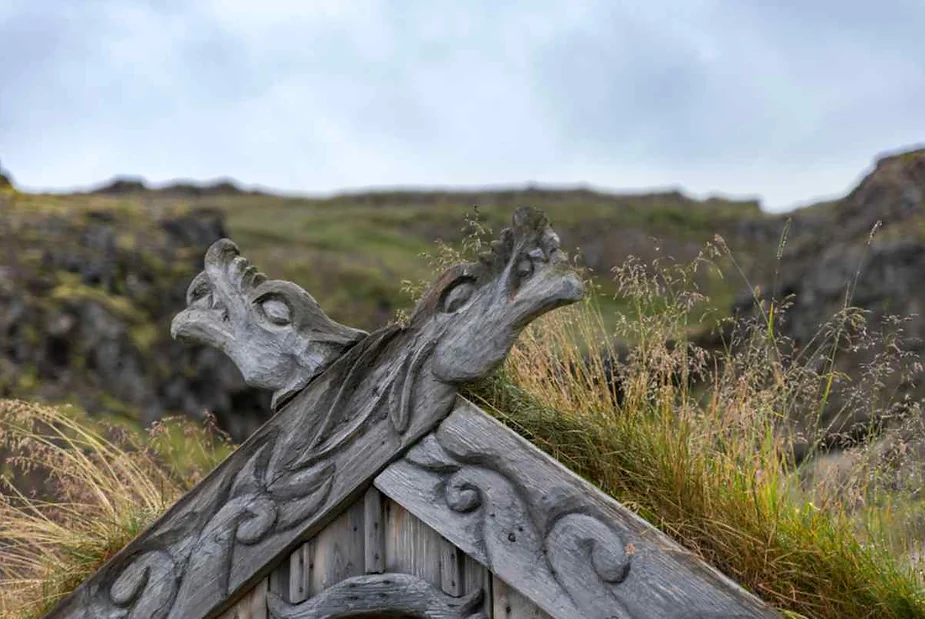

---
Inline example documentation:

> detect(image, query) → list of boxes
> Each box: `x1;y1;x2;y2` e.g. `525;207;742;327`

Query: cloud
1;0;923;210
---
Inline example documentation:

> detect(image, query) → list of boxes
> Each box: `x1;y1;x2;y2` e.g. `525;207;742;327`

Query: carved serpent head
409;206;585;383
170;239;367;407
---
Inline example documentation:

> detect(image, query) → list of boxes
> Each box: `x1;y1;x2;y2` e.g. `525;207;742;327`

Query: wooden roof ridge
45;207;778;619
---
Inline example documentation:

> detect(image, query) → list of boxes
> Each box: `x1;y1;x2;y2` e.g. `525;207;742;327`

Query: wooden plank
268;556;290;603
248;579;267;619
463;554;493;617
439;537;464;596
493;575;551;619
216;577;268;619
383;499;443;588
267;572;485;618
375;400;780;619
363;486;385;574
288;541;312;604
308;497;365;594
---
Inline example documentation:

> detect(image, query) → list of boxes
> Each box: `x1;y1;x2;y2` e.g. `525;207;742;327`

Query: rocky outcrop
0;196;270;440
736;149;925;447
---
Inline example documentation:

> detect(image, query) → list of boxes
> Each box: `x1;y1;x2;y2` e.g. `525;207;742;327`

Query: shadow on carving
267;573;486;619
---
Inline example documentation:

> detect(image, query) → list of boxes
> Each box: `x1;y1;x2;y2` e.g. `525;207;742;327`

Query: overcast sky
2;1;923;212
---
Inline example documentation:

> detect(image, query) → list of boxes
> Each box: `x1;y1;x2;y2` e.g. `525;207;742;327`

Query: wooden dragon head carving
171;206;583;405
170;239;367;408
47;208;586;619
408;206;584;383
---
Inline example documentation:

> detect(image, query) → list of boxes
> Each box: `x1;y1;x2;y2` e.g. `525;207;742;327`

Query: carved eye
258;297;292;326
439;278;476;313
516;257;534;279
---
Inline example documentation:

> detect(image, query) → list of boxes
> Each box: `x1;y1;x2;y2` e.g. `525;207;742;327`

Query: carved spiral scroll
267;573;486;619
388;430;636;618
109;550;177;619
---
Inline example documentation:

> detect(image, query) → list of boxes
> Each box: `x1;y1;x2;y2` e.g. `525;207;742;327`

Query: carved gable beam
46;207;584;619
375;401;779;619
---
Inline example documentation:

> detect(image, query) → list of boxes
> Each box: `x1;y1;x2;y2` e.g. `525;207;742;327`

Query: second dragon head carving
409;206;585;383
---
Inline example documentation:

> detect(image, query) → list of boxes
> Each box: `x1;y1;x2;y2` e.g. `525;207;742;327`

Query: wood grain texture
267;573;486;618
440;537;465;596
217;578;268;619
287;542;312;604
384;499;443;585
492;576;551;619
375;400;780;619
463;554;494;617
307;498;365;594
363;486;385;574
48;207;583;619
170;238;367;410
268;554;290;603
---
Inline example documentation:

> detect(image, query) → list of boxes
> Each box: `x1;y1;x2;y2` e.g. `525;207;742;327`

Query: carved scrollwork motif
108;550;177;619
377;406;778;619
400;434;633;618
48;208;587;619
267;573;486;619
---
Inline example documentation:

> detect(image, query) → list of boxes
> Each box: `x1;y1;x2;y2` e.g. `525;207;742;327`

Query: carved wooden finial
411;205;583;383
170;239;367;408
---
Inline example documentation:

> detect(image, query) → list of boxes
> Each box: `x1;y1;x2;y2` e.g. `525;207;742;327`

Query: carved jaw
420;207;585;384
171;240;366;407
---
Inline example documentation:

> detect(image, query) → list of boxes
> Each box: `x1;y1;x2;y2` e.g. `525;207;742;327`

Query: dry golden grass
0;400;231;618
466;249;925;618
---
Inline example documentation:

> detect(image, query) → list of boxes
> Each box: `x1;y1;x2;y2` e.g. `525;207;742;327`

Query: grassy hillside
89;185;771;330
3;149;925;617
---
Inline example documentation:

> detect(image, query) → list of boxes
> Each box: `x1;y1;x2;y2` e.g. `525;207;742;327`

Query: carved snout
432;247;585;384
507;258;585;330
170;307;235;352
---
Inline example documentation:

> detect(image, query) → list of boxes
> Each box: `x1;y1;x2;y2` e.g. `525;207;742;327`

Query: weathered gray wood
363;486;385;574
171;238;367;410
440;537;465;596
492;576;551;619
463;555;493;617
287;542;311;604
249;579;268;619
308;498;365;594
218;578;269;619
384;498;443;586
375;400;780;619
268;557;290;603
47;207;583;619
267;573;486;618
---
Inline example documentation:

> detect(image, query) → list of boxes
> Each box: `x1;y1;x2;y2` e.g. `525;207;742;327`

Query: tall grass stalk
467;253;925;618
0;400;231;617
